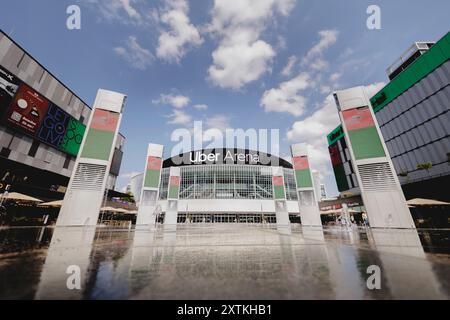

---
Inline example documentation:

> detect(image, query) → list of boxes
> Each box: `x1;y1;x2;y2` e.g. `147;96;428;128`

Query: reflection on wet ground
0;224;450;299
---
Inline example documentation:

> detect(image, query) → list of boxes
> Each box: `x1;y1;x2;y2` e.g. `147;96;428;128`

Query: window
63;154;71;169
28;140;40;157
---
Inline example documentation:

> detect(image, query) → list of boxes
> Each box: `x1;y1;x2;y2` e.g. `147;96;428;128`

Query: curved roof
163;148;293;169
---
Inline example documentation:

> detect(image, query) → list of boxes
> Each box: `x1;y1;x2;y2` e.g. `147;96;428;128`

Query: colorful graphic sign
60;118;86;156
272;176;286;200
36;104;71;148
144;156;162;188
168;176;180;199
342;107;385;160
0;66;21;119
328;142;349;192
81;109;119;161
5;84;49;135
293;155;313;188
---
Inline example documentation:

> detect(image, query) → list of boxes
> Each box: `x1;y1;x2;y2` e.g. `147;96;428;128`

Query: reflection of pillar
164;167;180;226
35;227;96;299
370;229;443;299
334;87;415;229
290;143;322;227
136;144;164;227
272;167;290;227
57;90;126;226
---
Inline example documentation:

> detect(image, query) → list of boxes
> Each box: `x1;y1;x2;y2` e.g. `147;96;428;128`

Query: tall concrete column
136;143;164;227
290;143;322;227
334;86;415;229
164;167;180;225
57;89;126;226
272;167;290;227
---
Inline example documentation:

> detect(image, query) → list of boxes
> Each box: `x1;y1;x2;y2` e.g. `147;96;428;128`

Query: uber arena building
131;148;305;224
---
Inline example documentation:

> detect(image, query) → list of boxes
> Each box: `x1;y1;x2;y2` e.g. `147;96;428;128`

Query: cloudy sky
1;0;449;195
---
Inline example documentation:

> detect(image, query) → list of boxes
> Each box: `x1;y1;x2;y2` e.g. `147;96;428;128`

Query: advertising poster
144;156;162;188
0;66;21;119
60;118;86;156
292;155;313;188
4;83;49;135
36;103;71;148
81;109;119;161
342;106;386;160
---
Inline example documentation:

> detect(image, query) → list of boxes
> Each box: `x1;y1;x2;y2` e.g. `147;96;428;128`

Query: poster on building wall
0;65;21;119
60;118;86;156
4;83;49;135
36;103;71;148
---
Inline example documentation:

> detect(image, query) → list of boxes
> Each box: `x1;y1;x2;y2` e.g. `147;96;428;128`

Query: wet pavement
0;224;450;300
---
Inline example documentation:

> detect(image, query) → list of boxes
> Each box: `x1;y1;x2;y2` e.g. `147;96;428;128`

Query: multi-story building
327;30;450;201
0;30;125;200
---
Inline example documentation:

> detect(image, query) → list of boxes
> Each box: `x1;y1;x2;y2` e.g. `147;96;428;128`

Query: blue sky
1;0;449;196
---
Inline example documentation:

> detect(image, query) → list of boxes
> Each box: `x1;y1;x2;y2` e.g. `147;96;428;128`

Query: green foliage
416;162;433;171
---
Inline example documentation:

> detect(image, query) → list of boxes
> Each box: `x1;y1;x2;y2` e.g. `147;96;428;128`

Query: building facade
131;148;302;223
0;30;124;200
327;31;450;201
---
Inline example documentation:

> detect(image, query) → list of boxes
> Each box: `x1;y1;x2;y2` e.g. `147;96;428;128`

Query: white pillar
164;167;180;225
272;167;290;227
57;89;126;226
334;86;415;229
136;143;164;227
290;143;322;227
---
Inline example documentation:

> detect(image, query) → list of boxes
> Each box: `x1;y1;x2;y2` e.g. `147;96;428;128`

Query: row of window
158;165;299;201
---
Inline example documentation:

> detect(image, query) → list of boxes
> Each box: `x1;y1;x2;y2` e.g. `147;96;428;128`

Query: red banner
5;84;49;135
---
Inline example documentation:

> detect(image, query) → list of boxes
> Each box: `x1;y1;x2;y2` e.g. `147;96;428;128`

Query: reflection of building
0;30;125;200
327;31;450;201
131;148;301;223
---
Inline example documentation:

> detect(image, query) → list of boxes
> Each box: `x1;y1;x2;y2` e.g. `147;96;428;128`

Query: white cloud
168;109;192;124
114;36;154;70
309;57;329;71
205;114;231;131
303;29;339;65
281;55;297;77
193;104;208;110
85;0;146;25
156;0;203;63
286;82;386;176
260;72;312;116
207;0;296;90
153;93;190;108
120;171;142;179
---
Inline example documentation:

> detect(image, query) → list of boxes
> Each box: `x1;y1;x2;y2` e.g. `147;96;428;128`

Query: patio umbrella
406;198;450;206
0;192;43;203
38;200;63;207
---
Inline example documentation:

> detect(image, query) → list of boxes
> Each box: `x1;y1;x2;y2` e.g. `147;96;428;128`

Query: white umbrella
407;198;450;206
38;200;63;207
0;192;43;203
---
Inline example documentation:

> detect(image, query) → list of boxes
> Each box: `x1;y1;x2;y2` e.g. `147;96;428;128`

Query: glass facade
158;165;298;201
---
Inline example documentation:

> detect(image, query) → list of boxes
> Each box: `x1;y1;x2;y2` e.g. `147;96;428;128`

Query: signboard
342;107;385;160
292;155;313;188
36;103;71;148
328;142;350;192
4;83;49;135
272;175;286;200
0;66;21;119
144;156;162;188
81;109;119;161
168;175;180;199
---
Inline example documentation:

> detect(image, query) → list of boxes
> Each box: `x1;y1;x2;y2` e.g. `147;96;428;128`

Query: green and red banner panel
342;107;385;160
273;176;286;200
144;156;162;188
81;109;119;161
168;176;180;199
293;155;313;188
